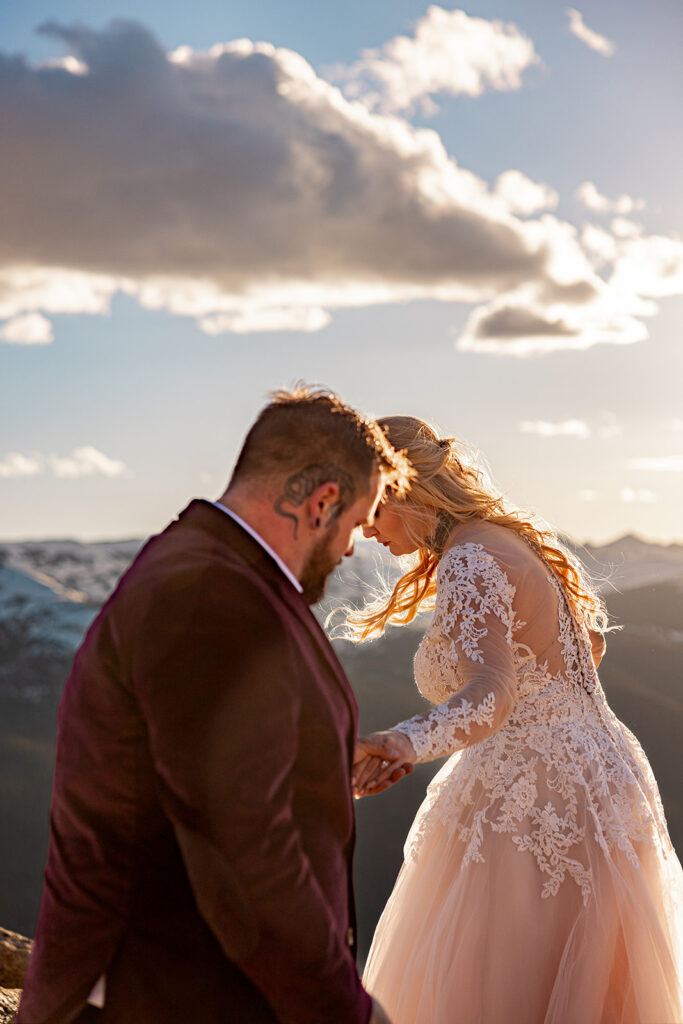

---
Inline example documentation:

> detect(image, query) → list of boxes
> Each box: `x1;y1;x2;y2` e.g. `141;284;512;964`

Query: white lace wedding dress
363;521;683;1023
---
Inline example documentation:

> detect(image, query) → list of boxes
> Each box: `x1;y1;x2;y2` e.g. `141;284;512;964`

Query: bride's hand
352;755;413;797
353;730;416;796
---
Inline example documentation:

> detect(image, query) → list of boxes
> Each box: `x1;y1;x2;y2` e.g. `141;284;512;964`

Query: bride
350;416;683;1024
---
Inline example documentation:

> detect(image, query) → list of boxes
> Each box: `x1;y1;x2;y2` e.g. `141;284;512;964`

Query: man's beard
300;524;341;605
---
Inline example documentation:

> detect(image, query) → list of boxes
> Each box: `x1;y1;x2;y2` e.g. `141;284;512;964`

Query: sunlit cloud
619;488;656;504
0;19;571;344
520;419;590;438
459;202;683;356
50;447;128;479
519;414;622;439
331;6;540;116
610;217;642;239
581;224;618;267
576;182;644;215
37;54;88;74
0;19;679;357
198;306;331;335
455;257;649;356
609;234;683;298
493;170;558;216
0;267;120;320
566;9;616;57
0;453;43;478
1;448;129;480
0;313;53;345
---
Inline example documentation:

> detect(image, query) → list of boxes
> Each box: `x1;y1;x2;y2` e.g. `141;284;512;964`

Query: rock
0;927;32;1020
0;929;32;989
0;986;21;1024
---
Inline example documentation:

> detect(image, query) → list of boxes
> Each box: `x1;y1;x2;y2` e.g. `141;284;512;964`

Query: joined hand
353;730;416;797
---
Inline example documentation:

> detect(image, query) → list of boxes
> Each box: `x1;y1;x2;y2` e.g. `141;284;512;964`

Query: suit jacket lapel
272;576;360;727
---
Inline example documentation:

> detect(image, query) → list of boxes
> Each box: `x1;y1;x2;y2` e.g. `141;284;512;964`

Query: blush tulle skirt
363;762;683;1024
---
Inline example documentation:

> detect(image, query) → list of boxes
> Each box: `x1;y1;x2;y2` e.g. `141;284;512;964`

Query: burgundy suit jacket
17;500;372;1024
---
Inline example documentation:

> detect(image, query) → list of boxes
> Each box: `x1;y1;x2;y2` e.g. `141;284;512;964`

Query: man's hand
353;755;413;797
370;996;393;1024
353;730;416;797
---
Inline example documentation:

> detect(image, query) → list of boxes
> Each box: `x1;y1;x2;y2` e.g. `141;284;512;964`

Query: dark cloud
474;304;579;339
538;278;600;305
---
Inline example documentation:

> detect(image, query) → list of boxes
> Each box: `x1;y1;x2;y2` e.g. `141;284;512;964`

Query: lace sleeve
393;543;519;762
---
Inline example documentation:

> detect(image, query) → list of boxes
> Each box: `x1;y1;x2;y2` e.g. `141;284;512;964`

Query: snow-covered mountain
2;529;681;705
0;565;96;702
3;532;682;611
1;530;682;702
0;538;143;607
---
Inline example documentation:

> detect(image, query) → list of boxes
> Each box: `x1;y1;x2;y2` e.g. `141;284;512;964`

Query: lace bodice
392;522;668;902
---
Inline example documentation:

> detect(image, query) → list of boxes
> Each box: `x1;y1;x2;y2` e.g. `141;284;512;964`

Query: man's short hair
230;383;412;513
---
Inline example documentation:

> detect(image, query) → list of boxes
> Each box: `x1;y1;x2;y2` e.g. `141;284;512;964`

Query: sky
1;0;682;544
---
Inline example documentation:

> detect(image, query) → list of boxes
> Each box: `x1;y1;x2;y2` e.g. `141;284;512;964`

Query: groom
17;385;410;1024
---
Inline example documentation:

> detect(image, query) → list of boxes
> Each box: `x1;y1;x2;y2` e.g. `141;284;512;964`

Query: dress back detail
394;522;674;906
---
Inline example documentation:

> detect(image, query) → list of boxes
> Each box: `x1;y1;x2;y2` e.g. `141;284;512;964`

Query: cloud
37;54;88;75
0;18;577;342
456;293;649;356
619;488;656;503
493;170;558;216
0;312;53;345
626;456;683;472
457;198;683;356
198;305;331;335
581;224;618;265
0;19;678;358
519;414;620;438
576;182;644;215
0;266;121;321
519;419;590;439
332;6;540;116
0;447;128;480
50;446;127;479
566;9;616;57
454;212;643;356
459;302;582;356
0;453;43;478
609;234;683;298
610;217;642;239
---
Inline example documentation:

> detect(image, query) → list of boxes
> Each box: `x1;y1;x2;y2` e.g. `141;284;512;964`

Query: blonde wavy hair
347;416;609;642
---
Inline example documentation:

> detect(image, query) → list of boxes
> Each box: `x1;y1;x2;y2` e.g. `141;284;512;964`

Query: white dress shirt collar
212;501;303;594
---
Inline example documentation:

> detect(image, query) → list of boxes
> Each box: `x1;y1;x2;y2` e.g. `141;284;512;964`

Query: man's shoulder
115;523;299;632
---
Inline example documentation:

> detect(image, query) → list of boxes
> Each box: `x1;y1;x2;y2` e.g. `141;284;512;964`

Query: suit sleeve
133;567;371;1024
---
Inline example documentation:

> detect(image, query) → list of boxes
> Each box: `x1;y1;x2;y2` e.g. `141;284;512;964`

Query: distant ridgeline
1;530;682;706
